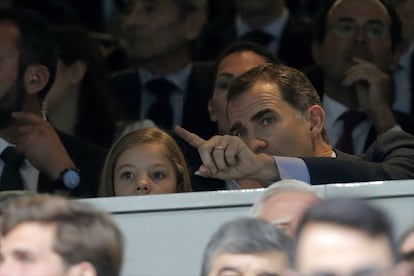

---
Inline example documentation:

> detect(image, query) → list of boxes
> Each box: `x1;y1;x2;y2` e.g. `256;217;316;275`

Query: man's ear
68;60;87;85
208;99;217;122
183;11;206;41
307;104;325;138
24;65;50;95
67;261;97;276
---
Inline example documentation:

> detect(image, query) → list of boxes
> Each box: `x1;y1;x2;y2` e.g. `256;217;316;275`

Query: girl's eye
151;171;166;180
120;171;134;180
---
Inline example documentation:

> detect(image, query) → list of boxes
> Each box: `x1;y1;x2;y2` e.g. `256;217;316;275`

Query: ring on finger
214;146;225;150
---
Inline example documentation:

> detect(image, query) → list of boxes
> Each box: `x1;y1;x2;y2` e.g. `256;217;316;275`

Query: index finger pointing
174;125;205;149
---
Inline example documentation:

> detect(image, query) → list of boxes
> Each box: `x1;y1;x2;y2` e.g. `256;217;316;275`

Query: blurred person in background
194;0;314;70
0;8;106;197
109;0;216;140
294;197;397;275
0;194;123;276
306;0;414;155
201;217;293;276
250;179;321;237
46;26;117;148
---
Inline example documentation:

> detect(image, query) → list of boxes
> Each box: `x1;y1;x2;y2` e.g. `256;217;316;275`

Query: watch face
62;169;80;189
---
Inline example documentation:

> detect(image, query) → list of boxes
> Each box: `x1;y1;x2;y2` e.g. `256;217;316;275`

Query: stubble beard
0;80;25;129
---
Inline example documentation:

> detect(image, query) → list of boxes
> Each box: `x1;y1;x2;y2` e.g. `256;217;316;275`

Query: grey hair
0;190;36;215
201;217;293;276
250;180;320;217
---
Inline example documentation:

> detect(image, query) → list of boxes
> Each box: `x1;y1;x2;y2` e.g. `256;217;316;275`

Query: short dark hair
295;197;396;260
214;40;279;77
228;63;322;115
0;8;58;99
1;195;124;276
313;0;402;51
201;217;293;276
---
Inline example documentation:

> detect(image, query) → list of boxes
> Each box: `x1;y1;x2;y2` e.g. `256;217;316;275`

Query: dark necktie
335;110;367;154
241;30;274;46
0;147;25;191
146;78;175;129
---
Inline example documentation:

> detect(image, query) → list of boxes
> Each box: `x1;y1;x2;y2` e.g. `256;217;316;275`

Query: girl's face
113;143;178;196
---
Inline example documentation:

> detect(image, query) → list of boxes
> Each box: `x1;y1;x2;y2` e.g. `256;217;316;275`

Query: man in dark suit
109;0;216;140
0;9;105;197
175;63;414;186
306;0;414;155
193;0;314;70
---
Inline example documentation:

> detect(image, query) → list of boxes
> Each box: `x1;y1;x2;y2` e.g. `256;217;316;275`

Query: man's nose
352;26;368;45
247;137;267;153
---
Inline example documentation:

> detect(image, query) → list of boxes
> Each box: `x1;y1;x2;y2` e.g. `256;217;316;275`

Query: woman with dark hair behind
46;26;118;147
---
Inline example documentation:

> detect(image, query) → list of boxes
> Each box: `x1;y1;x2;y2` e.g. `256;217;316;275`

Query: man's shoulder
38;132;108;198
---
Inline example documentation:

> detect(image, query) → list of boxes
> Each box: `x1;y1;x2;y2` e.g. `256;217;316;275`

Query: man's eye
336;22;356;35
366;25;385;38
215;80;231;91
120;171;134;180
151;171;166;180
262;117;274;125
232;130;246;138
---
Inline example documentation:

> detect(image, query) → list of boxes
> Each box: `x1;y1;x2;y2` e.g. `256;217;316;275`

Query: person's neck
239;4;286;29
137;48;192;76
324;79;359;109
315;139;334;157
47;88;80;136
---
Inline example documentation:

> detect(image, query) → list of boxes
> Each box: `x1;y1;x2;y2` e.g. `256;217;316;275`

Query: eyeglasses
328;19;390;39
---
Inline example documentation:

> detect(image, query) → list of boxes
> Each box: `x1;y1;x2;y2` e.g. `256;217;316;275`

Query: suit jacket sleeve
37;132;108;198
302;131;414;184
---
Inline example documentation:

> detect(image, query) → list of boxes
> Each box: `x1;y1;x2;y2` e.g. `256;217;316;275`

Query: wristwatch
60;169;80;189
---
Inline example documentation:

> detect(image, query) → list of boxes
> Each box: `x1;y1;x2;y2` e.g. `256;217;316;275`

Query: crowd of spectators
0;0;413;274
